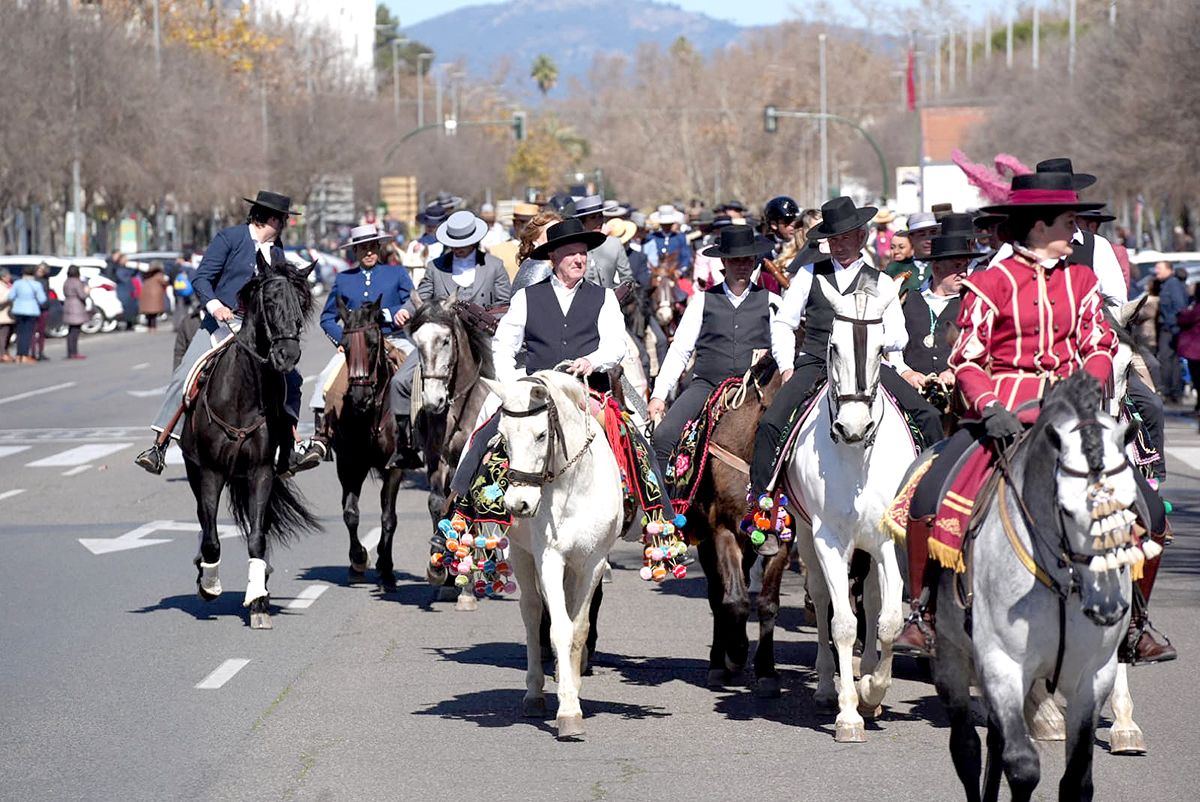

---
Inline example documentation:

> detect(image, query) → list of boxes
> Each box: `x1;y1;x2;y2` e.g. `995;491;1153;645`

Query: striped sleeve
949;282;1001;415
1075;280;1119;385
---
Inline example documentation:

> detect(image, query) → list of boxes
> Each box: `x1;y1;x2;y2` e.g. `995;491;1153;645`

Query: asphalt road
1;325;1198;801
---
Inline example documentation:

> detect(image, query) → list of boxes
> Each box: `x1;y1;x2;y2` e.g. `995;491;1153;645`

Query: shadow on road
128;593;299;626
414;687;669;731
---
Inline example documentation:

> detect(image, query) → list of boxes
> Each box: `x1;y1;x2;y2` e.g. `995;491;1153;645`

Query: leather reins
501;376;595;488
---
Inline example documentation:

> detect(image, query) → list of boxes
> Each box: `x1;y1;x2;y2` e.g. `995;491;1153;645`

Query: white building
251;0;376;83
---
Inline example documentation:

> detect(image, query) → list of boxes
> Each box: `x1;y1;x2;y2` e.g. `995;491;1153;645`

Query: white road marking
1167;446;1200;471
285;585;328;610
165;445;185;465
131;362;150;370
0;446;32;459
61;464;92;477
28;443;133;467
301;375;317;387
195;659;251;690
79;520;239;555
127;385;169;398
0;382;76;406
0;489;27;502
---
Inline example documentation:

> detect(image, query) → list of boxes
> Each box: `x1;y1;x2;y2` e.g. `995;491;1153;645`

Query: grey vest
692;285;771;384
901;291;961;375
799;260;881;358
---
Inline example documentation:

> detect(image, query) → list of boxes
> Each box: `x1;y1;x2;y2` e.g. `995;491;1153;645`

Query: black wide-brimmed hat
242;190;301;216
416;202;450;226
979;172;1105;215
1036;158;1096;190
701;224;775;258
1077;207;1117;223
530;217;607;260
805;196;878;241
939;212;977;238
927;235;979;261
973;212;1006;229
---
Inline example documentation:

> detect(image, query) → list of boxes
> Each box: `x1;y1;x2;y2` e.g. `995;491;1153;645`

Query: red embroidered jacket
949;254;1118;419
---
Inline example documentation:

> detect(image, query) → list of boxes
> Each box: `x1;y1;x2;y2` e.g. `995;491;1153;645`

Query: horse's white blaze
243;558;269;607
786;283;911;741
199;559;222;597
412;321;454;413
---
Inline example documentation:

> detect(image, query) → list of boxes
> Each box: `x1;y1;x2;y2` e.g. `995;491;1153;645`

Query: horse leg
797;531;836;710
1107;663;1145;755
1027;679;1066;741
537;549;584;740
933;631;983;802
188;460;224;600
244;466;273;630
511;547;547;718
697;534;731;687
339;462;369;581
811;524;865;742
753;540;791;698
567;556;607;714
980;660;1040;802
858;540;903;712
1059;663;1115;802
376;468;403;590
860;558;881;677
715;525;750;677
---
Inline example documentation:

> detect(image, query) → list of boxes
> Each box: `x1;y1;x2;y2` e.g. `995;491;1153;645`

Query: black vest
692;285;771;384
1066;230;1096;269
799;260;881;358
523;278;605;375
901;291;961;375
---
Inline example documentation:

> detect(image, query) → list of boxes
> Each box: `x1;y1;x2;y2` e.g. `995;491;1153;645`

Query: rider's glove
981;404;1022;440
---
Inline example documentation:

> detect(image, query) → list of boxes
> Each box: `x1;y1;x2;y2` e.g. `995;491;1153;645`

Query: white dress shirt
450;253;477;288
651;282;783;400
770;257;908;372
988;228;1127;304
492;275;627;383
205;225;274;317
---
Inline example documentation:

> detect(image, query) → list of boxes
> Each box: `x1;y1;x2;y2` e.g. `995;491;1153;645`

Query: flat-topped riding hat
804;196;879;241
242;190;301;216
340;223;393;250
530;217;608;260
1036;157;1096;190
701;224;775;258
1077;207;1117;223
926;235;979;261
572;194;607;217
436;210;488;248
980;172;1105;215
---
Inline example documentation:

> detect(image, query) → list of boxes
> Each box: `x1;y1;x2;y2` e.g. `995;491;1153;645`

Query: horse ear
295;259;316;281
1119;419;1138;449
479;377;506;403
256;249;271;273
1046;424;1063;453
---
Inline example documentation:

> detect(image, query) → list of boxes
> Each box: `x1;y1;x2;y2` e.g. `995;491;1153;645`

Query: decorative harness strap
501;376;596;488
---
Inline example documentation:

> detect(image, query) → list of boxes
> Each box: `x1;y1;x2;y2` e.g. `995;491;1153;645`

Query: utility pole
260;78;269;183
1110;0;1117;28
64;0;83;257
391;39;402;121
933;33;941;98
435;66;444;134
985;17;992;63
1006;2;1014;69
417;53;432;128
152;0;162;75
948;28;956;93
818;33;828;203
1068;0;1077;78
966;26;973;84
1032;4;1040;70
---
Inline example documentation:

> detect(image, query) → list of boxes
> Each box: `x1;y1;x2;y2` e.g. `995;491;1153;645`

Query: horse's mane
410;298;495;379
1021;372;1107;507
1101;302;1152;358
238;258;317;324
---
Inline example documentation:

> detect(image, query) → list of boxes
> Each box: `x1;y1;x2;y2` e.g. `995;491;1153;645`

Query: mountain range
406;0;751;96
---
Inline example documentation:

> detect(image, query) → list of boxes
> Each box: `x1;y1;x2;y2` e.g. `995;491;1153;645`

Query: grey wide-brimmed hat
601;200;630;218
436;210;488;248
898;212;938;236
416;202;450;226
339;223;393;250
572;194;607;217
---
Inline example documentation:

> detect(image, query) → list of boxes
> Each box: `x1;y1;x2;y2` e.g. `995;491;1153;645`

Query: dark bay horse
408;298;495;611
326;298;405;589
180;252;320;629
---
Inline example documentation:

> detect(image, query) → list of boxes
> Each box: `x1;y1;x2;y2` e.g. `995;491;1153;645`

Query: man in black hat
572;195;632;288
747;197;944;554
647;225;783;475
897;234;972;391
135;190;318;475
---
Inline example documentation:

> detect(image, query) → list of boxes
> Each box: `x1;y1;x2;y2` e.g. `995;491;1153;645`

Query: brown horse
649;252;685;338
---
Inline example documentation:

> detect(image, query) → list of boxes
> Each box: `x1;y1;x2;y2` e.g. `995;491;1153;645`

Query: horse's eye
535;431;546;442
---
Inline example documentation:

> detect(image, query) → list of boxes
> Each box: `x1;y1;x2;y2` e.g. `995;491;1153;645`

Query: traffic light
512;110;526;142
764;105;778;134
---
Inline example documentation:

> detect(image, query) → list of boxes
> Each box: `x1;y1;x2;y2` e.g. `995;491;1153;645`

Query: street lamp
417;53;433;128
391;37;408;121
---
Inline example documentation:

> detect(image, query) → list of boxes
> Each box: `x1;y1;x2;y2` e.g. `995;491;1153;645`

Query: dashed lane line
195;659;251;690
131;362;150;370
0;446;32;459
0;489;26;502
0;382;76;406
285;585;329;610
27;443;133;467
61;464;93;477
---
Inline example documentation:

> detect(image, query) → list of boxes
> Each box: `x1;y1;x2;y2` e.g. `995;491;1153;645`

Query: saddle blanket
665;375;746;515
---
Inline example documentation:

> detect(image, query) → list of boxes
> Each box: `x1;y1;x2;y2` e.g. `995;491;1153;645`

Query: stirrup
134;443;167;475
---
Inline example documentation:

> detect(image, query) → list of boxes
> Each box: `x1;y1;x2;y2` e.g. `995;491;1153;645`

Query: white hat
656;204;683;225
339;223;393;250
436;210;488;248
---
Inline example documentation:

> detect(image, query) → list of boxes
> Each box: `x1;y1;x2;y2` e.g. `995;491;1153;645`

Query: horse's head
409;298;459;414
1034;372;1139;626
481;372;589;518
821;276;890;444
338;297;384;413
242;252;315;373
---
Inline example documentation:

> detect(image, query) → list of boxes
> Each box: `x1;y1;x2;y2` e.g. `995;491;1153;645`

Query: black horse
180;252;320;629
327;298;405;589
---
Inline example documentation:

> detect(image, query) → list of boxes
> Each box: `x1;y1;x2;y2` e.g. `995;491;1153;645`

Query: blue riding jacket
320;262;414;346
644;230;693;275
193;224;284;334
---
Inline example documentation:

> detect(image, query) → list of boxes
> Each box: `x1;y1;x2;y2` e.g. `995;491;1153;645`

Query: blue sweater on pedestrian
8;277;46;316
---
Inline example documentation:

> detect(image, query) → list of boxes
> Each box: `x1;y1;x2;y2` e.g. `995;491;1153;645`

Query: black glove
981;404;1022;440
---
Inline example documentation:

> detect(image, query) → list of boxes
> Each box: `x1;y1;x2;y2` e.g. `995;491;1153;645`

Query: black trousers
1127;373;1165;480
749;357;944;495
1156;334;1182;399
651;379;715;475
66;324;81;357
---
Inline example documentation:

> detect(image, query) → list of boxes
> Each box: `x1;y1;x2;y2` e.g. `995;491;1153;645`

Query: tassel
1142;539;1163;561
1105;551;1120;571
1089;555;1107;573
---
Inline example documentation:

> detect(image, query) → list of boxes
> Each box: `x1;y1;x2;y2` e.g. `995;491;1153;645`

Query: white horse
479;371;625;740
933;371;1139;801
784;278;914;742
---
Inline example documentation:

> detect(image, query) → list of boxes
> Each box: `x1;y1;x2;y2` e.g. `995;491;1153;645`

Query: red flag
906;46;916;111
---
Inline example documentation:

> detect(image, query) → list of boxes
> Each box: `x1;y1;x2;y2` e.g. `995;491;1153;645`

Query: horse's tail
226;476;321;546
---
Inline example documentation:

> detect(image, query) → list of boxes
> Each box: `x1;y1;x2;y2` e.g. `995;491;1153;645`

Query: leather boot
386;414;423;470
134;441;168;475
1121;532;1177;664
314;410;334;461
895;516;937;657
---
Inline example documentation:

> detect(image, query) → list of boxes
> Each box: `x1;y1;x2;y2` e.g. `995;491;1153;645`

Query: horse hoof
455;593;478;612
857;703;883;719
348;568;367;584
426;566;448;587
755;676;782;699
835;720;867;743
521;697;547;718
1109;729;1147;755
556;714;586;741
378;571;397;591
706;668;728;688
1030;717;1066;742
250;612;273;630
197;585;222;601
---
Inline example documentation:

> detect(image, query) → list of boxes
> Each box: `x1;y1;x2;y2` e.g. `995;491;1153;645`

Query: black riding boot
134;440;169;475
386;414;423;470
288;410;328;475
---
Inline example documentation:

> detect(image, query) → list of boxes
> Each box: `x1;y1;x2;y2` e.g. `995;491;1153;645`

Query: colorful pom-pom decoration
639;511;692;585
432;516;518;600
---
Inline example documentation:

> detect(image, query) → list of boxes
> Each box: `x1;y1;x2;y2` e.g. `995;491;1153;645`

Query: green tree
530;54;558;95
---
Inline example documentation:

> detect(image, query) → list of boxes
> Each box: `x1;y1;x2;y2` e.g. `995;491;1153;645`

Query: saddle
182;333;237;410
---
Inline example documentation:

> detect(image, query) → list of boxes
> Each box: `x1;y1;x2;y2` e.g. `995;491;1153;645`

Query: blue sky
387;0;1015;29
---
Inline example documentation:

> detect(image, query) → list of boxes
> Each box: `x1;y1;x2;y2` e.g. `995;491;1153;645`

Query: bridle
500;376;595;488
826;311;884;445
418;319;456;387
343;323;385;388
235;274;302;367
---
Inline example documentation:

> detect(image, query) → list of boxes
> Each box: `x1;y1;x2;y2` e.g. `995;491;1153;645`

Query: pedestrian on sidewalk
1154;260;1188;403
138;261;169;331
9;265;46;364
1176;283;1200;414
31;262;52;361
0;269;14;362
62;264;90;360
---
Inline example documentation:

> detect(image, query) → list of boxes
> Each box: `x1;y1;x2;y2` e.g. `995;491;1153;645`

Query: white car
0;255;124;336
